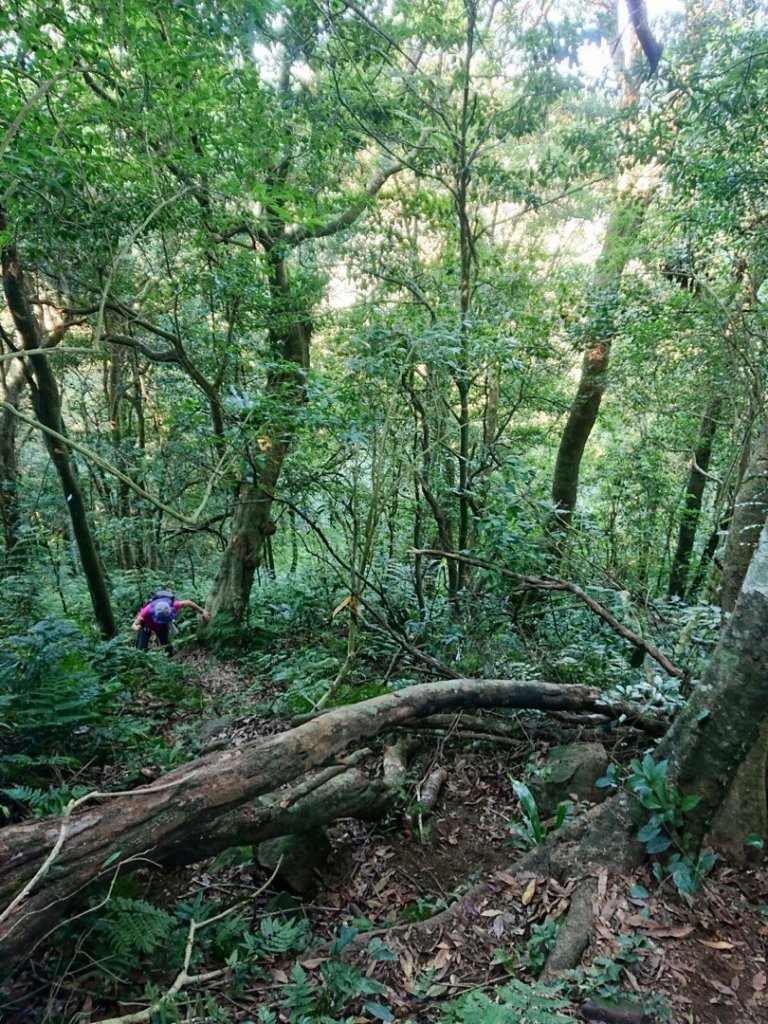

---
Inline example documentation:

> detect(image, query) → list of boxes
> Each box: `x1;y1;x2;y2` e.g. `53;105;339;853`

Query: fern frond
102;897;175;959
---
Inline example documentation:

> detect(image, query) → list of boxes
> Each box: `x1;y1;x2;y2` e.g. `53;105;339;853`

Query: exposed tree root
540;875;598;979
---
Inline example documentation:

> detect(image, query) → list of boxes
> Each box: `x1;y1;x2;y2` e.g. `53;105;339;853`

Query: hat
152;599;174;623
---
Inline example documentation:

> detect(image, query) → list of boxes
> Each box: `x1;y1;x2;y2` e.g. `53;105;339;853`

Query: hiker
131;589;211;654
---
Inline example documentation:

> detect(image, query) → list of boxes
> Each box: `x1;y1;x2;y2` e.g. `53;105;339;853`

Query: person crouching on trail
131;590;211;654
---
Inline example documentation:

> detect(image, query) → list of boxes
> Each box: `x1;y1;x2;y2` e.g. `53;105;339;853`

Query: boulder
529;742;609;817
258;827;331;895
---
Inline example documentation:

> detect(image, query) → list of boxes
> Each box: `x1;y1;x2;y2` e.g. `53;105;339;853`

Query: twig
92;862;282;1024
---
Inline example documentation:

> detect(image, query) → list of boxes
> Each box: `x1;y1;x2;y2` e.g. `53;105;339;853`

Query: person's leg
156;623;174;655
136;626;152;650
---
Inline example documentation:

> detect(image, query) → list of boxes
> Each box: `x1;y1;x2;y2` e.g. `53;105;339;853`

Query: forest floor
5;650;767;1024
165;651;768;1024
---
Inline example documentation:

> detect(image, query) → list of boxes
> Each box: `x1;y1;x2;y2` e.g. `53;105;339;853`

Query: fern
1;783;91;818
321;960;384;1013
101;897;175;960
243;915;310;956
282;963;318;1023
438;978;572;1024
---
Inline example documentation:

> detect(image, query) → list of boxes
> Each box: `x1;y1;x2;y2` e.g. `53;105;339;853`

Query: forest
0;0;767;1021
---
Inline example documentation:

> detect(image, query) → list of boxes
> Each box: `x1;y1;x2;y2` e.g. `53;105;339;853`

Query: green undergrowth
204;566;706;725
21;871;669;1024
0;617;206;821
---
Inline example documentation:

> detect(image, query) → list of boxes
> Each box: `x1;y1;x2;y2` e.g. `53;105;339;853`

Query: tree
0;349;25;560
0;236;116;637
551;0;661;531
668;396;721;598
1;514;766;970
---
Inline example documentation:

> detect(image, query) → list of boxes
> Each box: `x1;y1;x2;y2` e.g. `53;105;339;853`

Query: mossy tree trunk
204;246;310;623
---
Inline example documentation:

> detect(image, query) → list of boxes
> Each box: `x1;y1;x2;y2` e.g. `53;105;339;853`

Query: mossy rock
258;827;331;895
529;742;609;817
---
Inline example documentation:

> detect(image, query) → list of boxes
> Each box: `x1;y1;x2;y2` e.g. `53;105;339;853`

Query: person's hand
131;622;141;632
201;611;211;623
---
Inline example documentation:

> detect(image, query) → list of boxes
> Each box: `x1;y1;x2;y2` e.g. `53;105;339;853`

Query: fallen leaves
521;878;537;906
697;939;737;951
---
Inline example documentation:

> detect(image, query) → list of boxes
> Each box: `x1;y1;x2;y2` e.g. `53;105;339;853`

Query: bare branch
411;548;687;682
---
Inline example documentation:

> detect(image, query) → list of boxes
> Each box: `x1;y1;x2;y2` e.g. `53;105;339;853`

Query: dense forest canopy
1;0;767;1022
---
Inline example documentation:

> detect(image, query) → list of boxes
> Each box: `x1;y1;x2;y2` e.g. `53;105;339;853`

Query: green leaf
645;834;672;854
628;884;650;899
637;822;661;843
364;1001;394;1021
367;938;399;961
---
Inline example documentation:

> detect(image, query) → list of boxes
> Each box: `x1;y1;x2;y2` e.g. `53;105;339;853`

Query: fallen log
0;677;600;968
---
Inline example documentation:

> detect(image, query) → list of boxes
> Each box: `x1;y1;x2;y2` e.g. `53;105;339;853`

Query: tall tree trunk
0;354;25;561
454;0;477;595
1;244;116;637
550;1;659;529
668;396;721;597
106;348;135;569
206;440;288;622
720;416;768;613
658;515;768;844
205;277;309;622
550;196;647;526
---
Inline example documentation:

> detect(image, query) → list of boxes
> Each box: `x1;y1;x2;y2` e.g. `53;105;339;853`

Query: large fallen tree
0;677;603;966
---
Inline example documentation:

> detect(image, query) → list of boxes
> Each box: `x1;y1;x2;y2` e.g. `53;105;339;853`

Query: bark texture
720;417;768;613
205;284;310;623
658;518;768;842
668;397;720;598
707;719;768;862
0;354;25;558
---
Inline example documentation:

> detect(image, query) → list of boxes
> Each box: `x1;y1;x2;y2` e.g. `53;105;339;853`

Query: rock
258;828;331;895
529;742;609;816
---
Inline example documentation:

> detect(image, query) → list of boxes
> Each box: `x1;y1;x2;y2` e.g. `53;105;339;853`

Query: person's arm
176;600;211;622
133;603;153;631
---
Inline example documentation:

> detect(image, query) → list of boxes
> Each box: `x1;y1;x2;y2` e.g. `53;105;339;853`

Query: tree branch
411;549;687;682
626;0;663;73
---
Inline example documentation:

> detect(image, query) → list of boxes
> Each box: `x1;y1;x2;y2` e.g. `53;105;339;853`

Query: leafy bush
598;754;718;896
0;619;195;803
